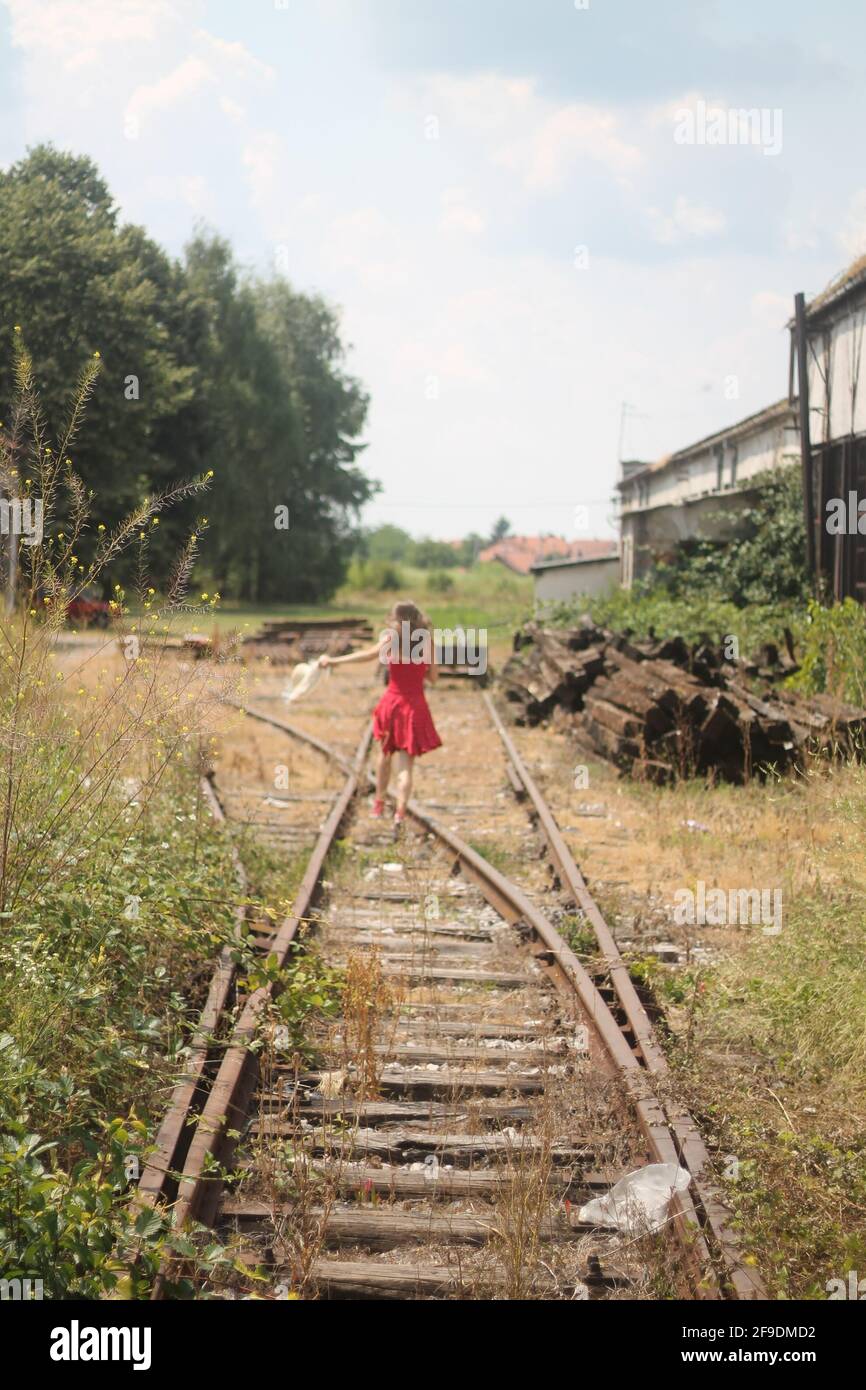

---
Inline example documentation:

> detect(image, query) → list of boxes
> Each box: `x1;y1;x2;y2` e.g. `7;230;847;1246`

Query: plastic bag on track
578;1162;692;1234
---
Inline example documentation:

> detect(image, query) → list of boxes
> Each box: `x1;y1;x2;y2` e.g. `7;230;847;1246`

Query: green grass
140;563;533;656
601;757;866;1298
466;838;517;876
337;562;532;633
677;883;866;1297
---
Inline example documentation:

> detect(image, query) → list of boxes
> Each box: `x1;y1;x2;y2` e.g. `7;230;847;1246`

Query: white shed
531;543;620;605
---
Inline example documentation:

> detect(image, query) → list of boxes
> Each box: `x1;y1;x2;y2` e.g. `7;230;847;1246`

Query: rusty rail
137;776;248;1209
171;723;373;1232
482;690;765;1300
145;696;763;1300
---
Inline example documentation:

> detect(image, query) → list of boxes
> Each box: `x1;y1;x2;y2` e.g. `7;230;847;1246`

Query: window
715;446;724;491
729;446;738;487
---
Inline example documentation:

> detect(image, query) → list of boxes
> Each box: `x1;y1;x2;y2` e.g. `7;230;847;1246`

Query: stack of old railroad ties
500;620;865;784
242;617;374;664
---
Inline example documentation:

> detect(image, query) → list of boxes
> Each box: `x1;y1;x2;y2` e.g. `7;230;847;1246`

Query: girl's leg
375;748;392;802
393;750;414;815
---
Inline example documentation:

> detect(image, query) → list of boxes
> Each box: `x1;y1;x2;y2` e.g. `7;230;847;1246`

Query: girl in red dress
319;601;441;832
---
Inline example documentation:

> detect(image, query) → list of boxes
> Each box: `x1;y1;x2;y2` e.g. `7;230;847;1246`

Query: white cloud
751;290;791;325
648;195;726;244
196;31;274;85
322;206;412;288
781;219;820;253
439;188;485;236
142;171;213;213
4;0;185;70
126;30;273;129
496;103;641;190
414;72;535;136
839;190;866;260
405;73;640;191
127;54;215;124
220;97;246;123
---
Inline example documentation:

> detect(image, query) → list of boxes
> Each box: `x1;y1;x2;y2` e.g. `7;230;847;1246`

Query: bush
0;339;241;1297
788;598;866;705
645;466;810;608
579;584;800;654
346;557;403;591
427;570;455;594
410;538;460;570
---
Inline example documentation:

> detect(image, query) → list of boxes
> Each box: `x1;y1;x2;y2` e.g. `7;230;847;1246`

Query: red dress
373;658;442;757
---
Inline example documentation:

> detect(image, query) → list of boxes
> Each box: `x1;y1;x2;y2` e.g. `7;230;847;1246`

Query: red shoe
371;798;385;819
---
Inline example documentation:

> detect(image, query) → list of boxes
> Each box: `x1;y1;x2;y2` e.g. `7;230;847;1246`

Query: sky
1;0;865;543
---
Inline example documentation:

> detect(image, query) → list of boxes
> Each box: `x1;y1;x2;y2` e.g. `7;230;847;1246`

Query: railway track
139;673;764;1301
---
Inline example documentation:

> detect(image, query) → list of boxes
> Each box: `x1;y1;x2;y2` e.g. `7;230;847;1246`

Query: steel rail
399;792;719;1298
170;723;373;1232
147;722;372;1300
482;690;766;1300
137;777;249;1208
221;698;355;774
231;700;729;1298
148;696;761;1301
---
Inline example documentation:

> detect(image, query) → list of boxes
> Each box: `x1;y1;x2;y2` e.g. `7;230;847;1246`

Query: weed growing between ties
339;950;396;1099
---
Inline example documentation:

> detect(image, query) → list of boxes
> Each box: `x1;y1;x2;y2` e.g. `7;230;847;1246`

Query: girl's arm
319;638;387;668
425;662;439;684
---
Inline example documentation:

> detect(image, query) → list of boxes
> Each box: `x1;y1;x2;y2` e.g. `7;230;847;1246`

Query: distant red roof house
479;536;617;574
529;539;619;571
478;535;572;574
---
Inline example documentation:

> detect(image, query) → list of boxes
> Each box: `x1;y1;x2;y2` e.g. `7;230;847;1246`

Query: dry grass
339;951;399;1100
513;716;866;1297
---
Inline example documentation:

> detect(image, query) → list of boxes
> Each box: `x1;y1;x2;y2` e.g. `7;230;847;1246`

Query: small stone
650;941;681;963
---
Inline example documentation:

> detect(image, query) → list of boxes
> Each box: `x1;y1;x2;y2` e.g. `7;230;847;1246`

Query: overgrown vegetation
578;749;866;1297
789;598;866;705
545;467;812;656
0;341;249;1295
676;868;866;1297
644;466;811;608
588;585;798;655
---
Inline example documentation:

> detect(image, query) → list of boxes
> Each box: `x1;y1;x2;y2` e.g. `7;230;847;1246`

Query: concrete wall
806;291;866;445
621;416;798;517
619;408;800;585
621;492;752;584
533;556;619;604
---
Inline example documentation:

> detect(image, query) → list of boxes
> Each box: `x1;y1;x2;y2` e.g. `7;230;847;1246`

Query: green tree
364;524;414;563
489;515;512;543
249;276;374;600
0;147;375;603
456;531;485;565
0;145;194;572
411;537;459;569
